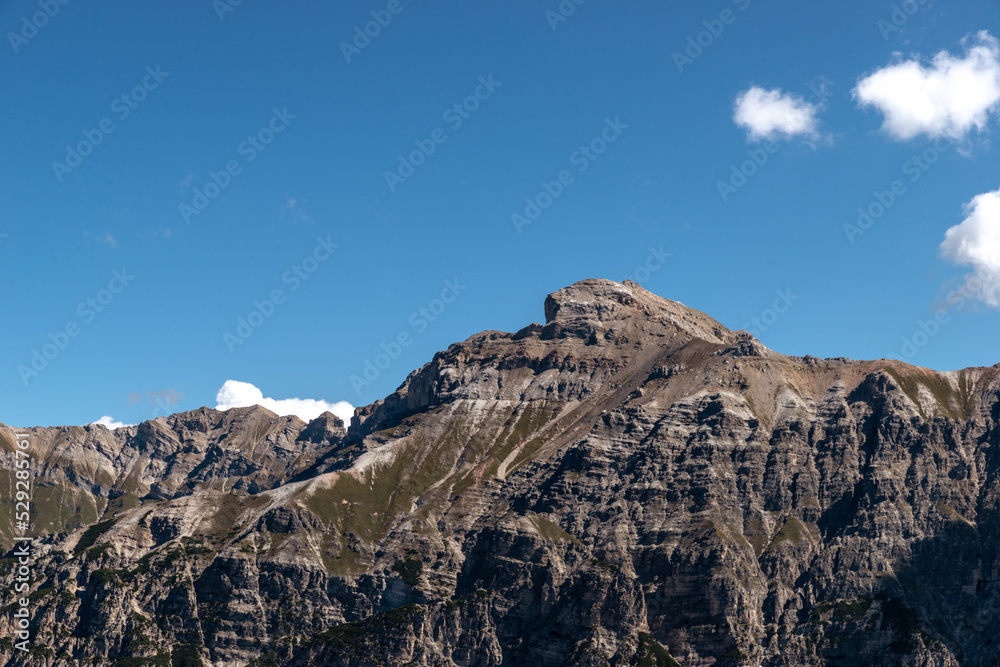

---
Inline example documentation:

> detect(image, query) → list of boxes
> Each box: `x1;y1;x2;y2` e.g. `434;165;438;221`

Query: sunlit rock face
2;279;999;666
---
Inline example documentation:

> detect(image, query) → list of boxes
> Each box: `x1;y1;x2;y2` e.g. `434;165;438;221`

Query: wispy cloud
854;31;1000;141
279;196;315;224
129;388;184;407
100;232;118;248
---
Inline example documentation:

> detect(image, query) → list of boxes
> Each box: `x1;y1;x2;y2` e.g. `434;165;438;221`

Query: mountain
1;279;999;666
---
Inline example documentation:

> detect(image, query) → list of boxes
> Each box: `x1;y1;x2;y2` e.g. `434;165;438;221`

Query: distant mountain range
2;279;999;666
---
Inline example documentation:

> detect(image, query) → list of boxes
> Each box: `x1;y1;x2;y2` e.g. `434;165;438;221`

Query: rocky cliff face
1;279;999;666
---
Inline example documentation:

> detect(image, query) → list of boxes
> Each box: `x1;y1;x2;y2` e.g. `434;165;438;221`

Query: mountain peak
543;278;734;344
6;280;1000;666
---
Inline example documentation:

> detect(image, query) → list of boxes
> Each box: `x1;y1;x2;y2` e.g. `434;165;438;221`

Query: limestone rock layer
1;279;998;666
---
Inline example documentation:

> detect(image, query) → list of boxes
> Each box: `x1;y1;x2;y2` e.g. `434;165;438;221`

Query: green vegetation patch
834;598;872;619
302;409;507;551
591;559;620;573
935;499;975;527
743;516;770;557
509;436;549;473
484;402;558;479
0;476;103;549
200;492;255;536
884;366;973;420
528;514;581;544
311;620;367;650
637;632;681;667
711;520;753;550
308;604;424;651
92;568;128;584
131;552;155;577
88;543;114;560
128;547;187;579
74;518;117;555
246;653;280;667
27;587;54;601
811;597;872;622
170;642;204;667
116;655;171;667
767;517;814;550
392;558;423;586
106;493;142;516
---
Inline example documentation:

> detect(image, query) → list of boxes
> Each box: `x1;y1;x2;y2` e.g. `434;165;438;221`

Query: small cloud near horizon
215;380;354;424
91;416;134;430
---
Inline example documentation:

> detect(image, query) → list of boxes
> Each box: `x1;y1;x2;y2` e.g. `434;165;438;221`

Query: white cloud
91;416;134;430
854;31;1000;141
733;86;821;141
215;380;355;425
941;187;1000;308
279;196;314;224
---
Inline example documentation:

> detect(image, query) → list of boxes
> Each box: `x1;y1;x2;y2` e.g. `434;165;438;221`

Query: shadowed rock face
1;278;999;666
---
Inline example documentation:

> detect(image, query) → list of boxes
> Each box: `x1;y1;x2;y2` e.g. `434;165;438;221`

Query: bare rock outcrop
1;279;998;666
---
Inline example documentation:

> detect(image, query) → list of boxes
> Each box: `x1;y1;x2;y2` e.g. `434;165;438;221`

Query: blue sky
3;0;1000;428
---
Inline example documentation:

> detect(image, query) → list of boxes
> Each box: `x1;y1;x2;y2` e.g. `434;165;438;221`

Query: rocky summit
2;279;999;666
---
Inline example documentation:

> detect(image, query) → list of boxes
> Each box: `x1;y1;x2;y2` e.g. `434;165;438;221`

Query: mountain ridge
1;278;999;666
